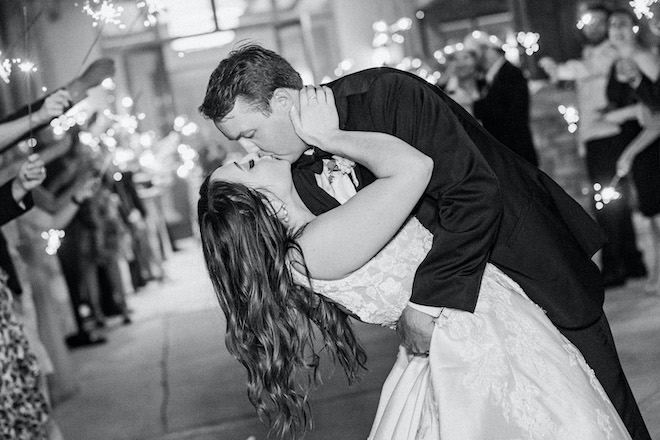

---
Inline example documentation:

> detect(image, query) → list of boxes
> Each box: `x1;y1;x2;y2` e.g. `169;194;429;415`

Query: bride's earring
266;198;289;225
275;203;289;225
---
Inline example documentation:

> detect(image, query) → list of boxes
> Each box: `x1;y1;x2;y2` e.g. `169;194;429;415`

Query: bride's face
210;155;292;199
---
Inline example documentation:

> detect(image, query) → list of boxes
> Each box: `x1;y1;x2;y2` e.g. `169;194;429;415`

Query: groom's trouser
559;313;651;440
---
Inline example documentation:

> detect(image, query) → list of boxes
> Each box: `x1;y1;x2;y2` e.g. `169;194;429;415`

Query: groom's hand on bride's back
397;306;435;355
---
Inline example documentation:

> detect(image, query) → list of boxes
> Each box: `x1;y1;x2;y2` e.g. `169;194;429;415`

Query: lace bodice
292;218;432;328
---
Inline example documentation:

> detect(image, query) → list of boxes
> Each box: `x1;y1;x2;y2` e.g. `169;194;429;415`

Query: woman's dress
293;218;631;439
0;269;49;440
607;63;660;217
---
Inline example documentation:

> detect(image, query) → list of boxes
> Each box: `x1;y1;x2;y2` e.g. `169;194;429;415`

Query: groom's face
215;95;308;163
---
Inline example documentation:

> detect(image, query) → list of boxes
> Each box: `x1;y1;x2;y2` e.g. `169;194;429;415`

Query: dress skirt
368;264;632;440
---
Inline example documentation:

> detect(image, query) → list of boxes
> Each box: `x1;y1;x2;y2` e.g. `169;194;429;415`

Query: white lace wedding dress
292;218;632;440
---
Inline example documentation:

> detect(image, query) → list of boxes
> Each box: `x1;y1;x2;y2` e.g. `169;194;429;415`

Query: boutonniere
324;155;359;186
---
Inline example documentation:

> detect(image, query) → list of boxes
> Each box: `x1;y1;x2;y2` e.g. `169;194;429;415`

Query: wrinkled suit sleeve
367;74;502;310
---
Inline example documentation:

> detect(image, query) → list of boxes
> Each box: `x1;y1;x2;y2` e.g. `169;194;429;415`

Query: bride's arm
290;86;433;280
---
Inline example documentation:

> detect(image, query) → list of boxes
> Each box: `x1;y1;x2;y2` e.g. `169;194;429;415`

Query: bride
197;86;631;439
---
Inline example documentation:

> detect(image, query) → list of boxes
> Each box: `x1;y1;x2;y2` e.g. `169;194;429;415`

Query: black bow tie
291;147;341;215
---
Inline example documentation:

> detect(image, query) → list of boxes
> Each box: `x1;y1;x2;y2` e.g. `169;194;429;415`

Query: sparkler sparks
80;0;125;27
593;182;622;210
137;0;165;27
516;32;540;56
629;0;659;19
17;60;36;73
0;57;11;83
558;105;579;133
41;229;66;255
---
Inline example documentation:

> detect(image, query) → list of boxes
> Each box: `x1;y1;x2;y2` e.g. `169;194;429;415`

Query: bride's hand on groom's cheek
289;85;340;147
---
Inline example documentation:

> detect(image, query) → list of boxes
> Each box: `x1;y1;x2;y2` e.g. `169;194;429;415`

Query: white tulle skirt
368;264;632;440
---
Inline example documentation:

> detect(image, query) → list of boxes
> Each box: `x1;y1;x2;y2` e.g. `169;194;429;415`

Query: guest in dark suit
199;44;650;439
472;38;539;167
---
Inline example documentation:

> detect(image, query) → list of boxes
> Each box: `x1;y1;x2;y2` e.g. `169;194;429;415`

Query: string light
371;17;412;49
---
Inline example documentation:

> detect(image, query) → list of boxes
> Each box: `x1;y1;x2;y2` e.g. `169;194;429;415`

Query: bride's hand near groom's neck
288;85;434;280
291;85;438;355
289;85;340;148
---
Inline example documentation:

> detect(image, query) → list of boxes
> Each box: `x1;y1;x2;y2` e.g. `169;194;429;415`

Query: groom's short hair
199;44;303;121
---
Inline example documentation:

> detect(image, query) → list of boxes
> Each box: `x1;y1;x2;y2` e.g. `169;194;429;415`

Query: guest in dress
539;3;648;287
0;156;60;440
95;186;133;324
605;8;660;293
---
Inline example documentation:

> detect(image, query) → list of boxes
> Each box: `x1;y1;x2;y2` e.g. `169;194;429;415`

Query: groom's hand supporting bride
397;306;435;355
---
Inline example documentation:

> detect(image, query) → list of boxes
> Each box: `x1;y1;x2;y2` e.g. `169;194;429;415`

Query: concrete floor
53;235;660;440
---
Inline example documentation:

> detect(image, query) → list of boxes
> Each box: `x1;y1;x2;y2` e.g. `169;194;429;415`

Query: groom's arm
367;71;502;311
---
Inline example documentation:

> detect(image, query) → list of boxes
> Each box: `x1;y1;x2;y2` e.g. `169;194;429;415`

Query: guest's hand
396;306;435;355
36;89;72;124
16;154;46;191
11;154;46;203
615;58;642;87
289;85;340;147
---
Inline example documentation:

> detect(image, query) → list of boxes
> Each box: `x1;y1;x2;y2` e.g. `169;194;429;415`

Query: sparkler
41;229;66;255
136;0;165;27
516;32;540;56
592;181;622;211
629;0;659;19
80;0;124;27
558;105;579;133
1;56;12;84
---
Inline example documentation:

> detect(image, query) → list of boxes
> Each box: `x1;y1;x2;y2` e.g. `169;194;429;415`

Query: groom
199;44;650;439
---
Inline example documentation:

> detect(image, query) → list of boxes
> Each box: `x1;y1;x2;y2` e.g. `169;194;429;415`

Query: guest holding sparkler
540;3;648;287
605;7;660;293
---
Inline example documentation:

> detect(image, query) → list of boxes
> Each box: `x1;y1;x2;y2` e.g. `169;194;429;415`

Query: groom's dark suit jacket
292;67;606;330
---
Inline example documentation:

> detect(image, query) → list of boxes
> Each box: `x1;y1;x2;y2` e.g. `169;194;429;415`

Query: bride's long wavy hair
198;176;367;439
